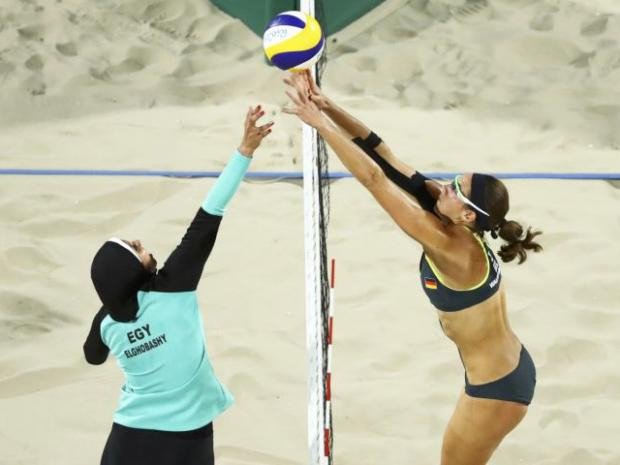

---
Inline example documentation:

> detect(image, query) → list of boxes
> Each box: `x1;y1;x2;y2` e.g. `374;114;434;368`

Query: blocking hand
285;70;329;111
238;105;274;157
283;76;328;130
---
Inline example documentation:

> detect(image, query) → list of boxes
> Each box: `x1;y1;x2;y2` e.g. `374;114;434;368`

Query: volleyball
263;11;325;72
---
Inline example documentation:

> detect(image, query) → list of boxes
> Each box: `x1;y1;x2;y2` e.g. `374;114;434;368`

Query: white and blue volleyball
263;11;325;72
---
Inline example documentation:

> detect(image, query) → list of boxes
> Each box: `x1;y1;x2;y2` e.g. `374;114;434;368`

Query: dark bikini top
419;232;502;312
350;135;502;312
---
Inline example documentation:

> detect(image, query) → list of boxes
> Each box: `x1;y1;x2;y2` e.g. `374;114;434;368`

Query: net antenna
300;0;333;464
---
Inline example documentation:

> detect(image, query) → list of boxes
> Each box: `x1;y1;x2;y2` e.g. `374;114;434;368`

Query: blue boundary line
0;169;619;180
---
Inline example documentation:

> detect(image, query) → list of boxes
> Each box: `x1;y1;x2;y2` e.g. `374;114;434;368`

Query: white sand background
1;0;619;464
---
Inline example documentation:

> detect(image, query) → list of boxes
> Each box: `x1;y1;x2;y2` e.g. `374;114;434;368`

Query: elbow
360;164;386;190
84;354;107;365
83;345;108;365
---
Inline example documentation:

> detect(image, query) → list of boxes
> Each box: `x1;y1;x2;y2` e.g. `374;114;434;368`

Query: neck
433;205;451;225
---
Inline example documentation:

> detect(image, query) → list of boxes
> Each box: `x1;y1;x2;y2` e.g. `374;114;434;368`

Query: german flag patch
424;277;438;290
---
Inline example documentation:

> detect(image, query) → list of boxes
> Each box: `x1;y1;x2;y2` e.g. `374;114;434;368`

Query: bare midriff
437;284;522;385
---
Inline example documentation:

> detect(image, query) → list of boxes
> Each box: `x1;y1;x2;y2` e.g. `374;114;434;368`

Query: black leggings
101;422;214;465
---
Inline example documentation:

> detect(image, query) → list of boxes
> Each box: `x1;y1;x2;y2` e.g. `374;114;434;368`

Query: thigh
441;391;528;465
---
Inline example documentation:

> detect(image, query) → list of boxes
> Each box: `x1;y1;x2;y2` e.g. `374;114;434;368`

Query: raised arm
288;71;415;175
324;99;417;179
153;106;273;292
286;72;440;211
284;85;448;250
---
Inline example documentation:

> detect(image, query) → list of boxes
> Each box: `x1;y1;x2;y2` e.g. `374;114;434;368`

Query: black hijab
90;239;152;322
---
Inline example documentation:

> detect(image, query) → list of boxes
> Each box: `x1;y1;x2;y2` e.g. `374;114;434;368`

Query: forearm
352;137;413;187
318;122;384;187
322;98;370;140
322;99;409;173
203;149;252;215
319;124;437;212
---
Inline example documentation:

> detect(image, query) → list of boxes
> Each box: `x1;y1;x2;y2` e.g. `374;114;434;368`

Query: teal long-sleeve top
84;149;251;431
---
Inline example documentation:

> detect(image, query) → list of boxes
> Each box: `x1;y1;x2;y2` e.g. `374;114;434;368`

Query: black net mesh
314;1;333;463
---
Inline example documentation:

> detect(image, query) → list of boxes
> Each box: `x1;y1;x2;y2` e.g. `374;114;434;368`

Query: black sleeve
83;307;110;365
151;208;223;292
352;135;437;213
403;171;437;213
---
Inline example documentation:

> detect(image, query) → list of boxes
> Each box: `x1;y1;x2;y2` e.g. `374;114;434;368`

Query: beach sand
1;0;619;464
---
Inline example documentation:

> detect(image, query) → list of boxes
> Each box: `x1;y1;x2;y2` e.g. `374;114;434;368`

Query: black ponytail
495;219;543;264
481;176;543;264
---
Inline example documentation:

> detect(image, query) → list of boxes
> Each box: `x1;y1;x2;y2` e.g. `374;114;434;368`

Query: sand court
1;0;620;464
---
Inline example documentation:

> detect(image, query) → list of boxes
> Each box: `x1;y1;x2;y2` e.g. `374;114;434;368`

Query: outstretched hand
238;105;274;156
282;74;329;130
283;70;329;110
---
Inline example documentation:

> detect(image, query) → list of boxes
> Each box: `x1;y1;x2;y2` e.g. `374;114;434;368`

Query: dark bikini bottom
465;345;536;405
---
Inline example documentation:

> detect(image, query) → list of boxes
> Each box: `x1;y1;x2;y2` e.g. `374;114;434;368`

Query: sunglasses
450;175;489;216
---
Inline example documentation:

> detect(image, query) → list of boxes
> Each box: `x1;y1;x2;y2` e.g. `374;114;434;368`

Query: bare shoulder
366;176;452;250
424;224;479;262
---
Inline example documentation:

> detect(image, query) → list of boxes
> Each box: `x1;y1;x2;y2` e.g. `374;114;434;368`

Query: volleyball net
300;1;333;464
